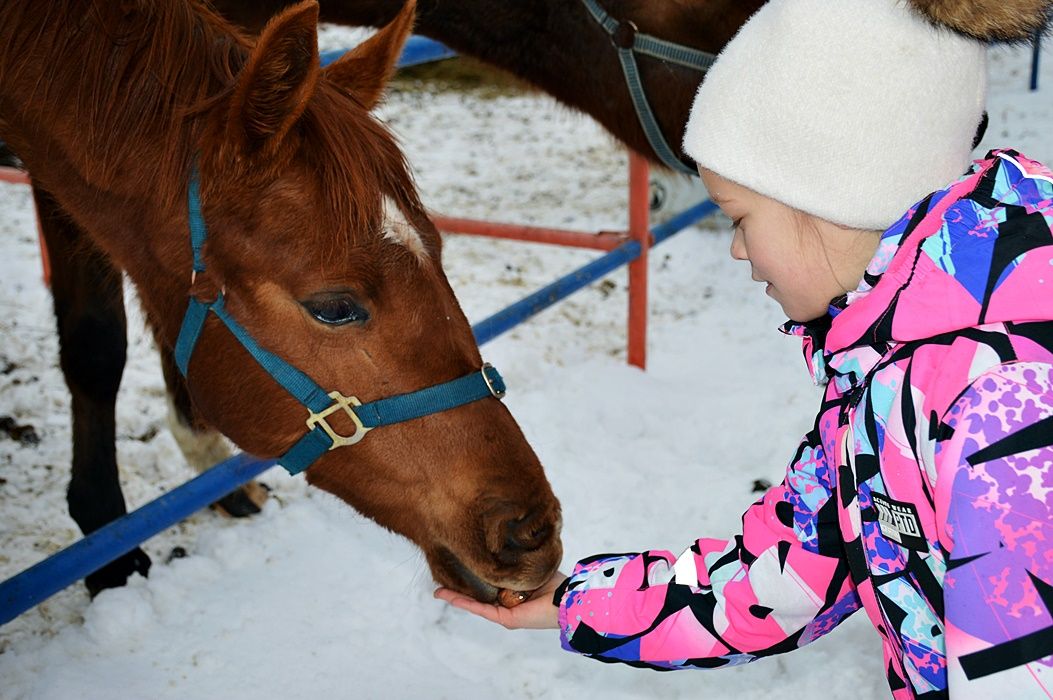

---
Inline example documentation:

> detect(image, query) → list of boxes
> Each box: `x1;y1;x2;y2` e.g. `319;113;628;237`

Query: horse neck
610;1;761;45
410;0;661;158
0;0;243;341
213;0;656;157
206;0;759;165
364;0;759;165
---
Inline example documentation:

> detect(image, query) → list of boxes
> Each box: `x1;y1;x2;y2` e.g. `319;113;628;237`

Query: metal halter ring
612;20;638;50
481;362;506;399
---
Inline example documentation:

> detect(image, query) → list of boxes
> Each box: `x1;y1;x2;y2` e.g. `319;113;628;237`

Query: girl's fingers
435;588;512;625
433;587;466;604
452;598;507;624
434;586;560;629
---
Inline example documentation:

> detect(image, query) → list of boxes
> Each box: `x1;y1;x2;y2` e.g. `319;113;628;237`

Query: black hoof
213;485;264;518
166;546;188;564
85;546;152;598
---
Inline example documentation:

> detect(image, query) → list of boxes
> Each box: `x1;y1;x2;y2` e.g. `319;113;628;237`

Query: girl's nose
729;227;748;261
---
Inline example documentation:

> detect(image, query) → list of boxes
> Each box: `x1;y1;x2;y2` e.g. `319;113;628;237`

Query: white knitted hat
682;0;988;231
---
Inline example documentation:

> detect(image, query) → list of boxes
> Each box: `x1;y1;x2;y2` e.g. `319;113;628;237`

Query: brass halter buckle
305;391;372;449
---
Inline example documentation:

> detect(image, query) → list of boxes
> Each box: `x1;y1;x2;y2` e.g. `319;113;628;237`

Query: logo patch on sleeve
871;492;928;552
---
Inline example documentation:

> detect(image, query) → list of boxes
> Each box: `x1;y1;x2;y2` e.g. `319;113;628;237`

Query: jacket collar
781;150;1053;391
780;301;888;393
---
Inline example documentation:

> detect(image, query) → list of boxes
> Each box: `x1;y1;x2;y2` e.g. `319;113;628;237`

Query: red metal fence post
31;195;51;288
0;167;49;287
0;168;27;185
626;152;650;369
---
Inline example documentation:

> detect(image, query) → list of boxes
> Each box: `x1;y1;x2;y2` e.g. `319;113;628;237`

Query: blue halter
174;166;507;475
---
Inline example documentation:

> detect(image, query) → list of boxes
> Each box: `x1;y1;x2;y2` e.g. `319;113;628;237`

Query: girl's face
699;169;881;322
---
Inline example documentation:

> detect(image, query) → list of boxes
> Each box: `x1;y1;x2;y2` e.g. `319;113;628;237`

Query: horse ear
322;0;416;110
229;0;320;154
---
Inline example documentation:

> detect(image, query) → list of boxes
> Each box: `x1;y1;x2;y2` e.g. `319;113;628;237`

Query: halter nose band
174;164;507;475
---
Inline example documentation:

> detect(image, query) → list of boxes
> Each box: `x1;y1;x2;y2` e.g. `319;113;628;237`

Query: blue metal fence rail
0;34;719;626
0;455;277;625
474;199;718;344
0;198;716;626
320;35;455;69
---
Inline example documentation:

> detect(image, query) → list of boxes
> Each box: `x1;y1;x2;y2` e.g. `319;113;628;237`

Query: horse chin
430;547;548;604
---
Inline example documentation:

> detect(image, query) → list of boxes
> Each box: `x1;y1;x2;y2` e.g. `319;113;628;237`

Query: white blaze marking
382;196;427;262
165;395;233;473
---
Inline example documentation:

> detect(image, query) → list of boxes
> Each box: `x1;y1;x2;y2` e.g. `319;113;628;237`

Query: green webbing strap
580;0;714;176
580;0;716;71
633;34;716;72
617;47;698;176
582;0;619;34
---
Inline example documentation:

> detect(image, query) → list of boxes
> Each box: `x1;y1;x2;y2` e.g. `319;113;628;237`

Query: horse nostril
498;511;553;561
513;521;551;549
484;503;559;565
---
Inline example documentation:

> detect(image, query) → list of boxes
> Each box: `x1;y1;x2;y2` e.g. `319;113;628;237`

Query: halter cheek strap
580;0;715;176
174;165;506;475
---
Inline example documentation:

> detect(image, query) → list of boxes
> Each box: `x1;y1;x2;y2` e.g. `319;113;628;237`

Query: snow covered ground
0;28;1049;700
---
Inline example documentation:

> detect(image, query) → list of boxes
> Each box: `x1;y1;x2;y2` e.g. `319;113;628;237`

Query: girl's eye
302;295;370;326
731;217;744;231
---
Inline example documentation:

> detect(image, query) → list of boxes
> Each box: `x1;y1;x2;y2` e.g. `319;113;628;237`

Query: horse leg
159;345;269;517
35;186;152;596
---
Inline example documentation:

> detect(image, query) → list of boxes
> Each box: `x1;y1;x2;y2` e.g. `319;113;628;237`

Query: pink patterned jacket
556;151;1053;698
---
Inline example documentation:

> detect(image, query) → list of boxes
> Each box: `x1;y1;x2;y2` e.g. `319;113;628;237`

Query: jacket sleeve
934;362;1053;698
557;420;861;670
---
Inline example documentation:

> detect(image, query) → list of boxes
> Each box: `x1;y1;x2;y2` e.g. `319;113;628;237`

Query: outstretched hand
434;571;567;630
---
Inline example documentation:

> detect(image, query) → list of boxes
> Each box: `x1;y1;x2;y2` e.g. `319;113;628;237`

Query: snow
0;28;1049;700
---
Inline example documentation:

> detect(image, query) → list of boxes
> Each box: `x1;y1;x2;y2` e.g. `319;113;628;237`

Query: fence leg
627;153;650;369
32;195;51;288
1031;30;1042;92
0;167;49;286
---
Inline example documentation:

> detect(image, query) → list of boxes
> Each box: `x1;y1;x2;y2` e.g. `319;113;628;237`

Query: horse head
181;0;562;602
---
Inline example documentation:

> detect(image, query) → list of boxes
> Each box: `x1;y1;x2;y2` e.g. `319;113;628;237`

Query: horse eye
302;294;370;327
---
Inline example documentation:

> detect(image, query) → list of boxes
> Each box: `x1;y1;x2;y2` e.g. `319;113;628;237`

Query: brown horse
0;0;561;603
209;0;1051;172
215;0;766;169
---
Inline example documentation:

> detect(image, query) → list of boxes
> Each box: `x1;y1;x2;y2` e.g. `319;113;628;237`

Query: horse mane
295;85;428;255
0;0;247;202
0;0;426;253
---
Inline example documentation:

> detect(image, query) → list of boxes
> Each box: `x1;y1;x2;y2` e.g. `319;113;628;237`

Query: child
437;0;1053;696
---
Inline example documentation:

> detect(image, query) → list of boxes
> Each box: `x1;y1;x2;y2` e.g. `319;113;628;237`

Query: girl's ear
228;0;320;155
322;0;416;111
